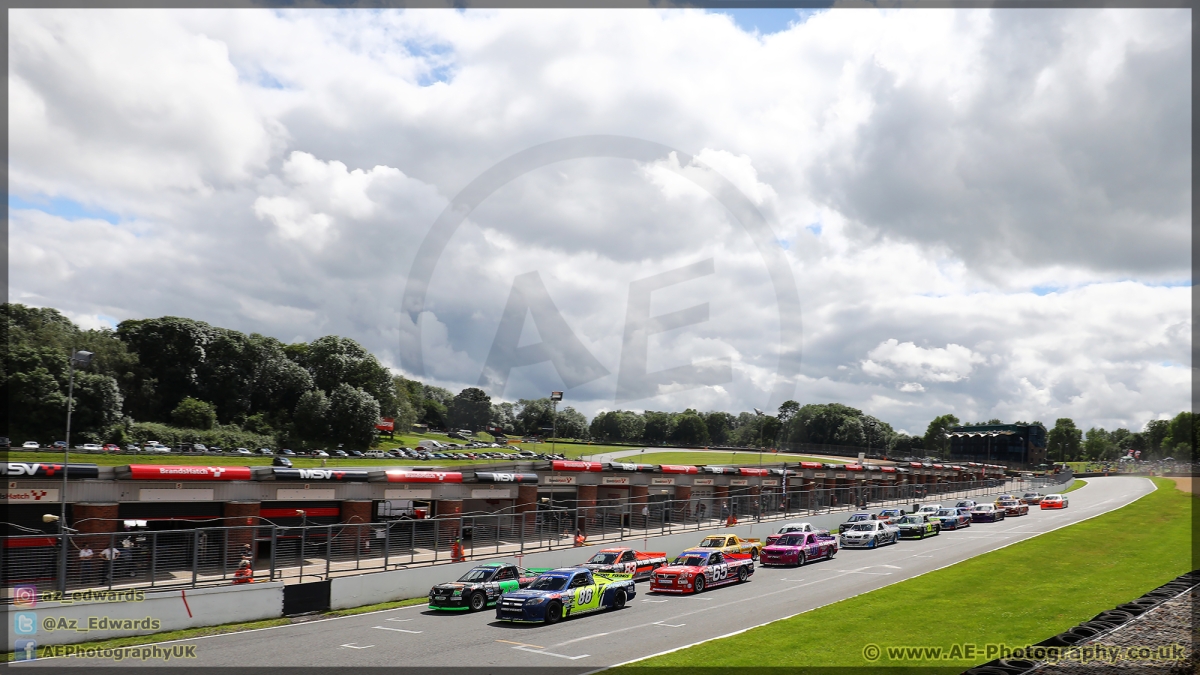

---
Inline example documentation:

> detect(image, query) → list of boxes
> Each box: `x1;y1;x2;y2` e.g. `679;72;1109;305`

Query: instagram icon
13;585;37;608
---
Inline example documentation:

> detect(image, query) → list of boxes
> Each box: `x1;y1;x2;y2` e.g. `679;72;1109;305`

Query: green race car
428;562;548;612
895;514;939;539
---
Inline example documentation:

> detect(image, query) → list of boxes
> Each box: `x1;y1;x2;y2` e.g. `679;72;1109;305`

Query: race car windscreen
898;516;921;524
775;535;804;546
849;523;874;531
588;552;620;564
699;537;725;547
673;554;709;567
529;575;569;591
458;567;497;582
937;509;956;516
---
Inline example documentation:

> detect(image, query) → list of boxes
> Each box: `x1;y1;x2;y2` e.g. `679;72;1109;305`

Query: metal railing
2;477;1035;600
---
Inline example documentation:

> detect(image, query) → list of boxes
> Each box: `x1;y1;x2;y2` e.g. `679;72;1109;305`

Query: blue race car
933;507;972;530
495;567;635;624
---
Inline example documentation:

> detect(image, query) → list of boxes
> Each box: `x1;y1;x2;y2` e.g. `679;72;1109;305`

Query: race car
876;508;906;524
969;503;1006;523
915;504;944;519
495;568;635;624
953;499;977;510
1040;494;1069;509
428;562;544;611
582;548;668;580
1020;492;1045;505
650;549;754;593
693;534;763;560
839;512;880;534
930;507;972;530
766;522;826;545
839;520;899;548
995;498;1029;516
895;513;939;539
759;531;837;566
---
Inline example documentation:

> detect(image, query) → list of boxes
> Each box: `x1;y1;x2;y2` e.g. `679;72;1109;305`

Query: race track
20;476;1155;669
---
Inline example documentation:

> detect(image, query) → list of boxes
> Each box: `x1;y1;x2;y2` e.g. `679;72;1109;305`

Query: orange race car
582;548;668;581
1040;494;1069;509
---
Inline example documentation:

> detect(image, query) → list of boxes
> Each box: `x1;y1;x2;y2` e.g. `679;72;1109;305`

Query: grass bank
1061;479;1088;493
616;477;1189;671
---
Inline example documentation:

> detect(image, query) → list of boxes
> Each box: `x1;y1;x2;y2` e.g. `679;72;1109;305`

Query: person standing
78;544;95;586
100;545;119;584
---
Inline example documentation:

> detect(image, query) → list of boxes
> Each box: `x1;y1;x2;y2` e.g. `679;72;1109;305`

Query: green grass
1061;479;1087;493
625;451;829;466
3;596;429;662
618;477;1190;671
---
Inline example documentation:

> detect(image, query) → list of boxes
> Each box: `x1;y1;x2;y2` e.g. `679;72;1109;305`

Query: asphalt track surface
23;476;1154;669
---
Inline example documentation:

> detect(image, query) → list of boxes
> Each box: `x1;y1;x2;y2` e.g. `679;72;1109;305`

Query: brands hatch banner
2;463;100;479
4;488;60;502
472;472;538;483
382;471;463;483
124;465;253;481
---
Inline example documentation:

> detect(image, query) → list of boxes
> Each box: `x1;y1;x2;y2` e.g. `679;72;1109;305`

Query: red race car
995;498;1029;516
582;548;668;581
650;549;754;594
1040;494;1069;509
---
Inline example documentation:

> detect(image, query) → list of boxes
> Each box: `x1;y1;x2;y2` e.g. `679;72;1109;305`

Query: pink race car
759;531;838;567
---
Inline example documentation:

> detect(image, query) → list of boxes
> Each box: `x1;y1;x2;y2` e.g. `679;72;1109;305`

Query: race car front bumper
495;598;545;622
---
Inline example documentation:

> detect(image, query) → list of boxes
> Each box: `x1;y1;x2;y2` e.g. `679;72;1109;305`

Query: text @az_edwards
863;642;1189;665
41;616;160;632
38;644;197;661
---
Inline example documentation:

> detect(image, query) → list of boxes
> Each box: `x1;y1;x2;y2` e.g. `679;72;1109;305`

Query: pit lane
16;476;1154;669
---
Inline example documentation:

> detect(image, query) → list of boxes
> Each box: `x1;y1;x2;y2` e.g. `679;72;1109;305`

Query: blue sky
9;194;120;224
717;8;825;34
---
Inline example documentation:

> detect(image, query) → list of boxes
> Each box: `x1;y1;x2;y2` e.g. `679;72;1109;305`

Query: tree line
2;303;1192;459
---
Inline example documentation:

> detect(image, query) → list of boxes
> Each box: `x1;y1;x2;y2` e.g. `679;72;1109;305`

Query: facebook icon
14;638;37;661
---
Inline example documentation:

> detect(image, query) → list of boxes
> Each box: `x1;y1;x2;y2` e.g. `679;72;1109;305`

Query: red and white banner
384;471;463;483
659;465;699;474
550;460;603;472
127;465;252;481
376;417;395;432
738;467;769;476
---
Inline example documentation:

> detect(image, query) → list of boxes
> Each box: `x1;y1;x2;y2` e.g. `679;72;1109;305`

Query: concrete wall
9;582;283;646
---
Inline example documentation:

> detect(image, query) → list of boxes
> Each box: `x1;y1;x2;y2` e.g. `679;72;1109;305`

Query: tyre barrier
959;569;1198;675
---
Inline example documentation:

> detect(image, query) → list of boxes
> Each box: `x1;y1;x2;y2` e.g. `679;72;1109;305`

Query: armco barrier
8;581;284;646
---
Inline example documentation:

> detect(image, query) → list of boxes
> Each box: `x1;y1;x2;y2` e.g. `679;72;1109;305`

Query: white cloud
6;7;1190;434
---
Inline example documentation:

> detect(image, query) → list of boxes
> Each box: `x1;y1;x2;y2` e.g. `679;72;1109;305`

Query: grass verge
1061;479;1087;493
3;596;428;661
615;477;1189;671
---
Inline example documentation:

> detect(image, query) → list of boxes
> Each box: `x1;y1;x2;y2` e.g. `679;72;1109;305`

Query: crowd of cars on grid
12;440;566;463
426;491;1072;623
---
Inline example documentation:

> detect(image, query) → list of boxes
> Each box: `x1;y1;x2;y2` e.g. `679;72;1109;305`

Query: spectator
78;544;95;585
573;529;586;547
100;545;120;583
232;560;253;584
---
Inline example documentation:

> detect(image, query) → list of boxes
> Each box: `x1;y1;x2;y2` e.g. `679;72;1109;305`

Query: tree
1083;427;1114;461
671;412;710;446
490;401;517;433
704;411;735;445
171;397;217;430
1047;418;1082;462
1144;419;1170;456
420;398;448;430
515;398;555;436
923;414;961;458
643;411;673;445
554;407;589;439
1161;412;1196;461
449;387;492;431
302;336;398;417
326;384;380;449
589;410;644;442
293;389;331;443
777;400;800;425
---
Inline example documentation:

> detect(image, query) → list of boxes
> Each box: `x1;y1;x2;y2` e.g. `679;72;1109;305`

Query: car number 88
577;587;594;604
710;564;728;581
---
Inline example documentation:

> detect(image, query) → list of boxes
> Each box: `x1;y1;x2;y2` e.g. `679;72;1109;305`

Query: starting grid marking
373;625;422;634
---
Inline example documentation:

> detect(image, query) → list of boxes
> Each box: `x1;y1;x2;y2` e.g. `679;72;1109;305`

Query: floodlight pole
59;350;93;593
550;392;563;456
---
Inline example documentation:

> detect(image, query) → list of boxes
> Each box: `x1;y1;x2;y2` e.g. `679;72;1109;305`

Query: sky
8;8;1192;436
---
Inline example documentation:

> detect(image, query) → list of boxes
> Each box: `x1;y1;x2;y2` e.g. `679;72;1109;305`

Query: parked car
52;441;67;449
365;451;386;458
349;450;364;457
125;444;140;453
332;450;348;458
272;456;293;468
208;446;223;454
280;449;295;456
21;441;40;450
256;448;273;456
102;443;121;453
79;443;102;451
145;444;172;454
312;450;330;458
235;448;253;456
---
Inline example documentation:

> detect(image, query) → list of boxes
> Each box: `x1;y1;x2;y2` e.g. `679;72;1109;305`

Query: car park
759;532;837;566
1040;494;1069;509
895;514;939;539
839;520;899;548
21;441;40;450
496;568;635;623
839;512;879;534
651;549;754;594
996;499;1029;516
970;503;1006;523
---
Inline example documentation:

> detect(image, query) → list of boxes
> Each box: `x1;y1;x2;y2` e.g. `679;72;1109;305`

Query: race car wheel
737;566;749;583
869;536;877;549
545;601;563;624
693;576;706;593
750;548;759;561
796;552;806;567
613;590;627;609
468;592;486;612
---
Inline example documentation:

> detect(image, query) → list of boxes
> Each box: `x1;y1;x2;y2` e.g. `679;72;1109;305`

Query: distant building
948;423;1047;467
